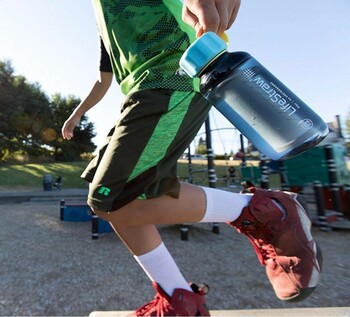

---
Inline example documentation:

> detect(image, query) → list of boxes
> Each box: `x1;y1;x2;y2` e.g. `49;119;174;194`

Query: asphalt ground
0;190;349;316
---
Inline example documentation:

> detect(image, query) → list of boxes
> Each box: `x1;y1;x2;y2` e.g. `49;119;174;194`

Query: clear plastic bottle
180;32;329;160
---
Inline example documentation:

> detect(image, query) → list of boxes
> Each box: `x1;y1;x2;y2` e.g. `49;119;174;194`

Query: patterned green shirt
92;0;199;95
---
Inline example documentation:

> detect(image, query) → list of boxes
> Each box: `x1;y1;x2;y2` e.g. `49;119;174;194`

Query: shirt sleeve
99;38;113;73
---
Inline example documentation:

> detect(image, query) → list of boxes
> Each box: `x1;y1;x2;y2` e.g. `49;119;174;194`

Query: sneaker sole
284;242;323;302
282;194;323;302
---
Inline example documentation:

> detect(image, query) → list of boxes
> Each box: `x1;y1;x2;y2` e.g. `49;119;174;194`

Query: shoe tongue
152;282;171;300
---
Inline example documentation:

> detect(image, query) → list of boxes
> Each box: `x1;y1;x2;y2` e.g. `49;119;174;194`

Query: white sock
200;186;252;223
134;242;192;296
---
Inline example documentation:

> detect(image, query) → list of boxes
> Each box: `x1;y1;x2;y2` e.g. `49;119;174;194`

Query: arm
182;0;241;37
61;71;113;140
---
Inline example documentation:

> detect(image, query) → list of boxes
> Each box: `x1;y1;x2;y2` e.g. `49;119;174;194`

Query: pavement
1;187;350;316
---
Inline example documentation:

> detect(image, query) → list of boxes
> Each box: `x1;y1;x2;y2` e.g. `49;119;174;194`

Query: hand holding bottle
182;0;241;37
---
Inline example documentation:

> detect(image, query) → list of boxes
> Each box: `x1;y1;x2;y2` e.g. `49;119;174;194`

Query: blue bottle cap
180;32;228;78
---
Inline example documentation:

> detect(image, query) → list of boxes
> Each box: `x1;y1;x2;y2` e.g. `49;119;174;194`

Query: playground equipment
60;200;113;239
240;142;350;230
180;117;220;241
188;112;350;231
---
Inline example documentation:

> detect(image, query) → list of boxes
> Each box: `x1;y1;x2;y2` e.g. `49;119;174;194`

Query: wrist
72;106;85;118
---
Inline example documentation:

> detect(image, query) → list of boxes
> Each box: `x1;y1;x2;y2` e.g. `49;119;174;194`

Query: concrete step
89;307;350;317
30;195;87;203
329;219;350;230
0;188;88;204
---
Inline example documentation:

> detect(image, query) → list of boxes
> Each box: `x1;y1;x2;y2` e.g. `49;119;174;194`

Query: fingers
61;121;74;140
214;0;229;35
182;0;217;36
227;0;241;30
215;0;241;34
62;114;81;140
62;127;73;140
182;2;205;37
182;0;241;37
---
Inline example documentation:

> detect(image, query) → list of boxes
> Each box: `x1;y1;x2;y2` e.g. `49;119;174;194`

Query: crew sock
200;186;252;223
134;242;192;296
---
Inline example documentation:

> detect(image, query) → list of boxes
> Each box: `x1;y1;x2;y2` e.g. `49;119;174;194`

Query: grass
177;159;281;188
0;161;89;191
0;159;277;191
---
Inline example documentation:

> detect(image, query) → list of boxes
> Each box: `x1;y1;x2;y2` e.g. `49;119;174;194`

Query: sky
0;0;349;155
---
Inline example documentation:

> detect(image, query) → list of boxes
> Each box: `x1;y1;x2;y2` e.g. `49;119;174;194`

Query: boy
62;0;322;315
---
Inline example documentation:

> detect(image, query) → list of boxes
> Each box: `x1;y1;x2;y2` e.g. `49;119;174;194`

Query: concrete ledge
0;188;88;204
89;306;350;317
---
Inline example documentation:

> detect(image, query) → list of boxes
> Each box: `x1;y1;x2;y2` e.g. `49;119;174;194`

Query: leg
96;183;323;304
109;222;194;297
93;182;206;294
83;90;215;315
94;182;206;228
93;180;249;293
99;187;210;316
109;222;162;256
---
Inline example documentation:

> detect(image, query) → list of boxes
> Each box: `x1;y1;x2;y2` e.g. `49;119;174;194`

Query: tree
0;61;51;159
345;111;350;154
346;111;350;136
0;59;96;162
12;75;52;156
49;94;96;161
0;60;16;160
196;137;207;154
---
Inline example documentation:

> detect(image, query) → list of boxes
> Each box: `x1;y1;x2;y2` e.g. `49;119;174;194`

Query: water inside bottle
203;58;328;160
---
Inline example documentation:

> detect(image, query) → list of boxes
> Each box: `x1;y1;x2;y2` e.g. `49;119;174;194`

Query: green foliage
49;94;96;161
196;137;207;154
0;60;96;162
346;110;350;138
345;111;350;155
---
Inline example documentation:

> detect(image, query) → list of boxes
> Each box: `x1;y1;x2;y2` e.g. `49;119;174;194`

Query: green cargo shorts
81;89;211;212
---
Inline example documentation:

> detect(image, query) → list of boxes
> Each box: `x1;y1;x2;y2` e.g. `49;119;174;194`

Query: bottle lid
180;32;228;78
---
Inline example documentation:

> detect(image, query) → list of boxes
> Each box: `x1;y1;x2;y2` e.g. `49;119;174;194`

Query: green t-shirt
92;0;199;95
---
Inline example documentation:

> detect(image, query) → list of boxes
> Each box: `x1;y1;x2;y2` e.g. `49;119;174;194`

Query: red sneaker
132;282;210;316
229;188;322;302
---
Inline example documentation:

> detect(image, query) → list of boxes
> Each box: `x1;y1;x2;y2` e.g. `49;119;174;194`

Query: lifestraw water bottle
179;32;329;160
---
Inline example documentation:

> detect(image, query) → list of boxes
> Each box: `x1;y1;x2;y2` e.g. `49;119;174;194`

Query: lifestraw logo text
243;68;300;116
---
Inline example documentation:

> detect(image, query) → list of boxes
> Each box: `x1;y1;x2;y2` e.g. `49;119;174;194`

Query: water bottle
179;32;329;160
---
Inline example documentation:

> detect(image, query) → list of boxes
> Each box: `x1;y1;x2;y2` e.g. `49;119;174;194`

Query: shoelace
135;283;208;316
238;226;276;266
135;293;171;317
252;237;277;265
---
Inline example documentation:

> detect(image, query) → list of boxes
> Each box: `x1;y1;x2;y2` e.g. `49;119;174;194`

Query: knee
90;205;130;225
90;207;111;221
90;199;143;225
